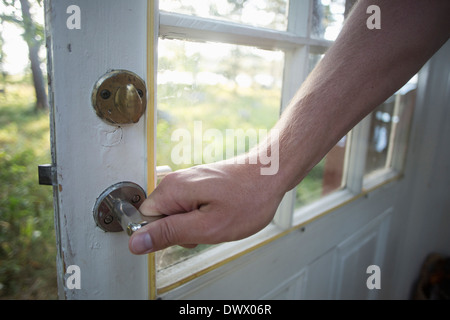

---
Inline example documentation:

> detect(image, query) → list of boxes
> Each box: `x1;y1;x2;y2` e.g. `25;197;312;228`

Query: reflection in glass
311;0;356;41
160;0;289;31
365;77;417;177
365;99;396;174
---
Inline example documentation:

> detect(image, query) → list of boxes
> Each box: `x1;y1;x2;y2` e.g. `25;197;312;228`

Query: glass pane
312;0;355;41
295;136;347;208
364;76;417;177
156;39;284;271
160;0;289;31
364;100;396;174
308;52;325;74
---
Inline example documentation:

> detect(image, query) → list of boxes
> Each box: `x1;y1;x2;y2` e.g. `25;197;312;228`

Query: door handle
93;181;163;235
93;167;172;235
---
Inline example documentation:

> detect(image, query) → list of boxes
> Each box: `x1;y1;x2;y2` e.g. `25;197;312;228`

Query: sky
0;1;45;75
1;22;30;75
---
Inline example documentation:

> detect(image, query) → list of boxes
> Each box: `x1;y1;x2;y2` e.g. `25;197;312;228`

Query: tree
0;0;48;110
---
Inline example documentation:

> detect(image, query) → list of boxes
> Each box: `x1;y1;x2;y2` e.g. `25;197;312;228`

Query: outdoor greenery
155;38;329;269
0;77;57;299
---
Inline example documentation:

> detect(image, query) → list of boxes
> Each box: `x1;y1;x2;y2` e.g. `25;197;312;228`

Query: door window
159;0;289;31
154;0;416;294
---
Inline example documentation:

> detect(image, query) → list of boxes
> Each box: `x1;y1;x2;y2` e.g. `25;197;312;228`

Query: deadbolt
92;70;147;125
93;182;163;235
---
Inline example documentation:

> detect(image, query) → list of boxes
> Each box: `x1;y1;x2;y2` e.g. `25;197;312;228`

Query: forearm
267;0;450;192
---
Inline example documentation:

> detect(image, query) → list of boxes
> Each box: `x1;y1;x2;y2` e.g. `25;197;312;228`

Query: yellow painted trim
157;173;403;295
146;0;157;301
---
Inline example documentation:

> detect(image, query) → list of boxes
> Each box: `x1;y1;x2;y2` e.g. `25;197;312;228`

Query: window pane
295;136;348;208
364;100;395;174
312;0;355;41
364;77;417;177
308;52;325;74
156;39;284;271
160;0;289;31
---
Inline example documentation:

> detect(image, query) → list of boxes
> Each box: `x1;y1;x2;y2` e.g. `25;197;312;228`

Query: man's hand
128;159;285;254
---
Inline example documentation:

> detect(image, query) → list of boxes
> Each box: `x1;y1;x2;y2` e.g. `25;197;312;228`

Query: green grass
156;83;281;171
295;158;326;208
0;82;57;300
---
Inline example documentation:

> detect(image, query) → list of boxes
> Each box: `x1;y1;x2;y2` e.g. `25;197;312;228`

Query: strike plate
93;182;146;232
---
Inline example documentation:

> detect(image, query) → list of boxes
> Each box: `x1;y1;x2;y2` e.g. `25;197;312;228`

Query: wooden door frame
45;0;154;299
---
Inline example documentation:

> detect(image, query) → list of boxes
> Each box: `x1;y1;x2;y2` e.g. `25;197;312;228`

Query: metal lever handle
105;196;163;236
93;181;163;235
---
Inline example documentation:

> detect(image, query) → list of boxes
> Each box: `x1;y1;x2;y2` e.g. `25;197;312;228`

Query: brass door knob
92;70;147;125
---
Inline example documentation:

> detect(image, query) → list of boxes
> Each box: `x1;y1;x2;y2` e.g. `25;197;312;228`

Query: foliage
0;81;57;299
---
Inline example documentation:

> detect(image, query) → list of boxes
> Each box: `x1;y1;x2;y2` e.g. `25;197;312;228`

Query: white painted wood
345;116;371;194
45;0;149;299
272;1;312;230
332;209;391;299
388;40;450;299
159;11;332;51
304;248;336;299
287;0;311;38
261;269;307;300
160;184;399;299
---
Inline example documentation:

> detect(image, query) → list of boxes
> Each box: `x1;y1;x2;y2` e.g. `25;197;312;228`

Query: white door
46;0;450;300
45;0;154;299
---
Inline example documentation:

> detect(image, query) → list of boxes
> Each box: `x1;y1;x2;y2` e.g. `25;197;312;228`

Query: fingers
129;170;208;254
139;170;207;217
127;164;278;255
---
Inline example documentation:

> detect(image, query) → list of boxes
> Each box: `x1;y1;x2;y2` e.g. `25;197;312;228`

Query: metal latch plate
93;182;146;232
38;164;56;186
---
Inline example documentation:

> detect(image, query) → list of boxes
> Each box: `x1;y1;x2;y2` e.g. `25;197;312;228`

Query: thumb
128;209;214;254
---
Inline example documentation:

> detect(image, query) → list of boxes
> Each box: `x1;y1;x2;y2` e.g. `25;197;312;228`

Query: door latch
92;70;147;125
93;182;163;235
38;164;56;186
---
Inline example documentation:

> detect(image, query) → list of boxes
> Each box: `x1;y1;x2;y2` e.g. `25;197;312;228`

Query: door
46;0;450;300
45;0;154;299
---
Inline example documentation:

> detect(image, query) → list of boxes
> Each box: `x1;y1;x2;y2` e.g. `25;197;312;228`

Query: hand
128;159;285;254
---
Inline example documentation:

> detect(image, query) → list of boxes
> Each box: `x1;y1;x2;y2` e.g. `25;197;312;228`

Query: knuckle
159;171;180;186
